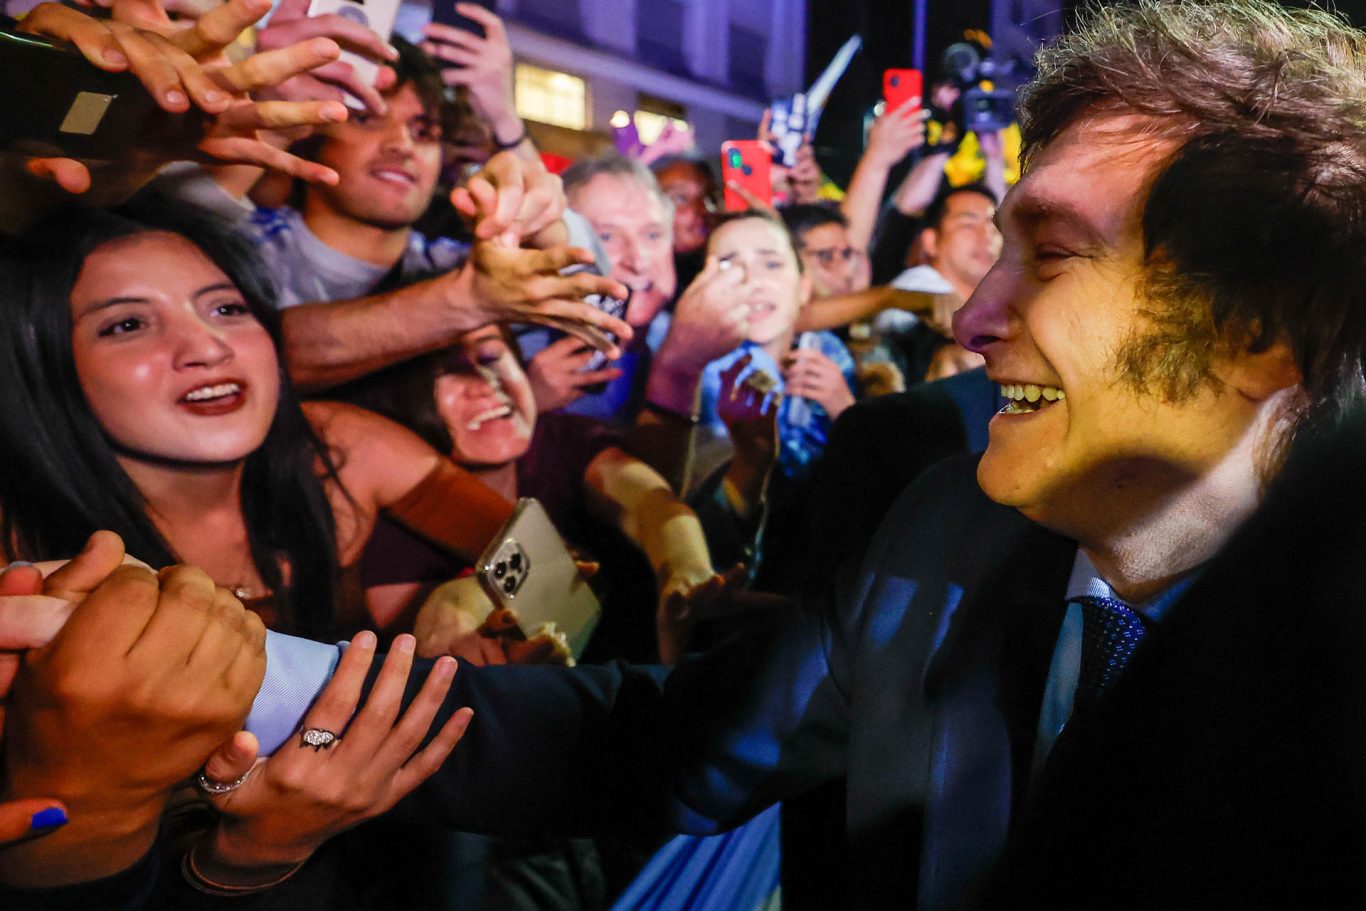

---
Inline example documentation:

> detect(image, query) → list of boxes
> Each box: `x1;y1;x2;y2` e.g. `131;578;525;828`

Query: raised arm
840;102;929;251
304;400;513;571
284;242;631;391
629;255;748;492
1;0;347;233
581;446;715;656
421;3;533;161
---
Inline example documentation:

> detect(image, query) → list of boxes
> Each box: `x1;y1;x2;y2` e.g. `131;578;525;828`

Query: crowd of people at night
1;0;1365;907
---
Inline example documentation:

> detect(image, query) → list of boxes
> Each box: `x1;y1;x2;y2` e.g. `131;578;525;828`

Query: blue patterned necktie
1074;594;1149;712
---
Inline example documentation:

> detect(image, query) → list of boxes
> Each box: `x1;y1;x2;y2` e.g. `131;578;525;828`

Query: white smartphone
477;498;602;659
306;0;400;108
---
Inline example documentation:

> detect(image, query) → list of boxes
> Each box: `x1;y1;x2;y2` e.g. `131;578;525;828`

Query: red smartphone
883;68;924;115
721;140;772;211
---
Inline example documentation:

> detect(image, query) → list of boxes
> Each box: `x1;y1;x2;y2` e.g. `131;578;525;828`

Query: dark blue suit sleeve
383;596;853;840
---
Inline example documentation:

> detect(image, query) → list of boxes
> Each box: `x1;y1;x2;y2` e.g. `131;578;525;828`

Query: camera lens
494;562;506;578
509;553;522;570
503;577;516;594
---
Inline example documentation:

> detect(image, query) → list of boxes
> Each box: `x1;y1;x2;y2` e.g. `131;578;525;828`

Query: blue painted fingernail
5;561;34;569
30;807;67;831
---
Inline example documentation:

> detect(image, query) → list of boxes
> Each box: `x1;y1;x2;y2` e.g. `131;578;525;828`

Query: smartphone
721;140;772;211
784;331;822;429
0;30;156;160
883;68;924;115
767;93;807;168
561;263;629;393
307;0;401;107
580;288;629;392
430;0;497;39
477;498;601;659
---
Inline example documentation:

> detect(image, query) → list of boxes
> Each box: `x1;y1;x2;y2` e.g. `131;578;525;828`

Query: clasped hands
0;532;471;890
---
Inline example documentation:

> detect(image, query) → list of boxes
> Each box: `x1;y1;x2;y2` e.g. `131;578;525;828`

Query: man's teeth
183;383;241;402
466;405;512;430
998;383;1064;414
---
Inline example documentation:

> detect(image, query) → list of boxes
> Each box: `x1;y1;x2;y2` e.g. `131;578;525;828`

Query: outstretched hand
415;575;573;667
455;243;632;356
254;0;399;115
0;561;265;887
451;151;568;247
717;353;780;468
657;565;790;665
192;632;472;882
13;0;349;203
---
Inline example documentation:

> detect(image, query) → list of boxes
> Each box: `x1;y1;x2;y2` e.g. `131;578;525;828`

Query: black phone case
430;0;496;39
0;30;156;160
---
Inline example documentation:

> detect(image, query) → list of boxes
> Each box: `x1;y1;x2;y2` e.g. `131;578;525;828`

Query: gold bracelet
182;837;308;896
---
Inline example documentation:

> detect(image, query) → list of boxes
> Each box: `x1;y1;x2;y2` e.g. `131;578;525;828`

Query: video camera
939;41;1016;137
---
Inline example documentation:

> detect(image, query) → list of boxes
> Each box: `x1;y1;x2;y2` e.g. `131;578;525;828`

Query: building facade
402;0;807;158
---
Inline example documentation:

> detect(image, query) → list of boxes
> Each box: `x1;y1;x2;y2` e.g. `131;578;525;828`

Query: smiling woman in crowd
0;200;546;899
358;321;717;665
693;210;858;486
0;201;519;642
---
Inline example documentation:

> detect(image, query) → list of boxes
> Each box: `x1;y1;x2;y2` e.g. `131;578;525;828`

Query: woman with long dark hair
0;201;531;899
0;200;514;642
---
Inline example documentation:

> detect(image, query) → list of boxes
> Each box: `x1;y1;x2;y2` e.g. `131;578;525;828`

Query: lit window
514;64;588;131
632;110;690;145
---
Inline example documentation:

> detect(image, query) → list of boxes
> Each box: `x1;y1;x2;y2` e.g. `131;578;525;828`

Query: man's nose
381;118;416;153
618;234;653;271
953;265;1011;354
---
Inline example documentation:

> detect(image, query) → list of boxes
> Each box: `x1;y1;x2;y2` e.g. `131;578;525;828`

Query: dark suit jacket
984;413;1366;908
799;367;996;592
243;454;1057;911
54;408;1366;909
784;367;997;907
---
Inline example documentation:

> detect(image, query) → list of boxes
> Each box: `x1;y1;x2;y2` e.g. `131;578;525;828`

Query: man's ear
919;227;940;261
1217;339;1303;402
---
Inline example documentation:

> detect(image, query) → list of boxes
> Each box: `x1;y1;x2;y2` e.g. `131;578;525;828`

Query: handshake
0;531;470;892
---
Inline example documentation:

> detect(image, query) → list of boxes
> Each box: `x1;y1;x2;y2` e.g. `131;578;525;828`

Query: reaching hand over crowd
455;243;632;355
10;0;349;202
421;2;524;152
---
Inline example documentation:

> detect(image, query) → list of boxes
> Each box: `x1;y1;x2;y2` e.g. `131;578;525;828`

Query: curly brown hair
1020;0;1366;450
